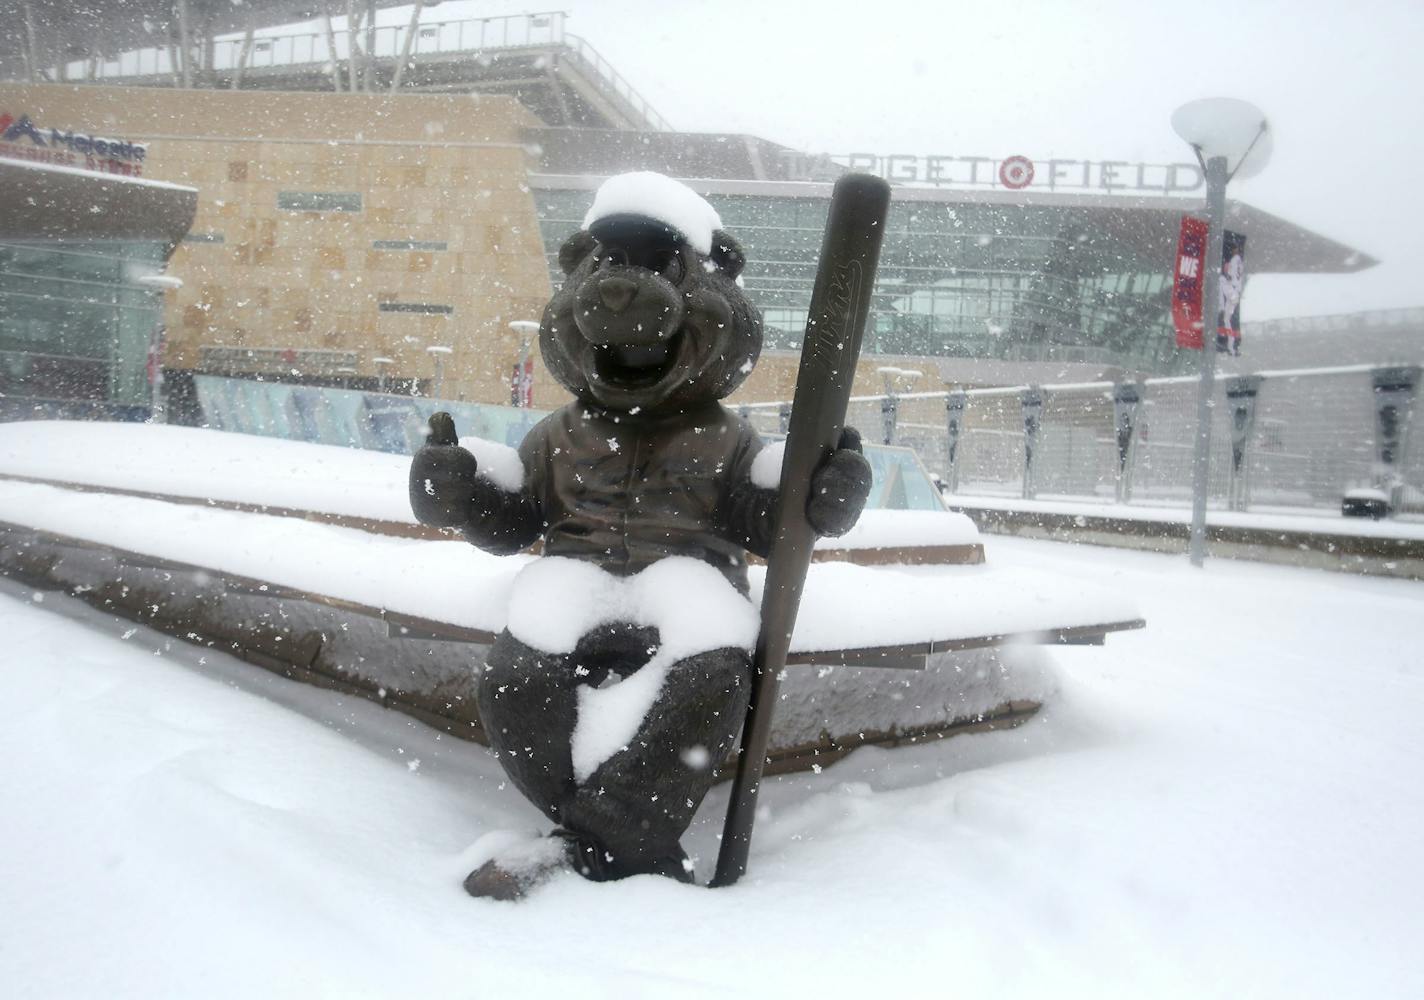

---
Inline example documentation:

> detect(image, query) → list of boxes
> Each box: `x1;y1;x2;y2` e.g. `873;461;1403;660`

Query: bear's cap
582;171;722;256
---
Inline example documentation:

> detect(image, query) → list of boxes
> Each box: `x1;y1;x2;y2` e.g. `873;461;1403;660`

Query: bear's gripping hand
806;427;873;538
409;412;480;528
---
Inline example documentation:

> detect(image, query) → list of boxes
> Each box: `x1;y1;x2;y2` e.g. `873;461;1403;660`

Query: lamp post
509;319;540;408
372;356;395;393
425;344;453;399
875;365;922;445
1171;98;1272;567
135;272;183;423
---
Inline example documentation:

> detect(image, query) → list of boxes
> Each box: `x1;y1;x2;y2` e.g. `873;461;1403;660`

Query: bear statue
409;172;872;897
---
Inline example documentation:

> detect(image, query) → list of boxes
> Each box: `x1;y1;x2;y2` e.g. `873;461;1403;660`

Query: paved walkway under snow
2;537;1421;998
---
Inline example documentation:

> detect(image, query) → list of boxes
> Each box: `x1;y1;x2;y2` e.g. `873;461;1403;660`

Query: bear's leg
475;630;579;826
561;646;750;882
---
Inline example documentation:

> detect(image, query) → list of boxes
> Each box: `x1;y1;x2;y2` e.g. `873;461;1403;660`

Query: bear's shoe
462;835;573;901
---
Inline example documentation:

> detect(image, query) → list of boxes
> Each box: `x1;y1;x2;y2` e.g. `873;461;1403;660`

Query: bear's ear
710;230;746;279
558;230;598;275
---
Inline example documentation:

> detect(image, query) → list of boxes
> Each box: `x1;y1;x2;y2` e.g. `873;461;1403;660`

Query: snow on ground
3;539;1422;998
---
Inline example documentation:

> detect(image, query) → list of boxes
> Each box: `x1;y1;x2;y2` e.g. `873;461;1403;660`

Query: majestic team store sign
0;112;148;176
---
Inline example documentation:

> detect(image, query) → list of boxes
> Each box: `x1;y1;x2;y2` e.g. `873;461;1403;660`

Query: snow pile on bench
508;556;759;781
509;555;757;658
817;509;979;550
0;423;983;552
0;420;527;518
0;476;1133;652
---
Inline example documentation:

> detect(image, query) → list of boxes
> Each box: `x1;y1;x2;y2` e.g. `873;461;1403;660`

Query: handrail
1242;307;1424;336
65;11;567;79
51;11;669;131
734;361;1409;409
561;33;671;132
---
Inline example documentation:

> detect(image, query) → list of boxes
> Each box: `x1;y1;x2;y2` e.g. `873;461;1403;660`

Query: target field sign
998;155;1035;189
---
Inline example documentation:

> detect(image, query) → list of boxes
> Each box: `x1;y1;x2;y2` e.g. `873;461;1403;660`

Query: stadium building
0;8;1377;420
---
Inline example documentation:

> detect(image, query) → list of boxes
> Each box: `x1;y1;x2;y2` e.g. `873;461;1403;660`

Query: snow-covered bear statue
410;172;871;897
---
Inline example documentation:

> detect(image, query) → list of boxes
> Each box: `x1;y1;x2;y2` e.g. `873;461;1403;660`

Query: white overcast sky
342;0;1423;321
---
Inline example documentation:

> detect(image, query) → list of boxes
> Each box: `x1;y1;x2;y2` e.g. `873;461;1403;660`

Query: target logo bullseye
998;155;1035;189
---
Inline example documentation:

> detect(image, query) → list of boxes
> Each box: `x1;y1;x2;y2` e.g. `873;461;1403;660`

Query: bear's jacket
462;398;776;594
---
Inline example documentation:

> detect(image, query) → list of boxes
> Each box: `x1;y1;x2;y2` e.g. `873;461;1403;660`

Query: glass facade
192;374;946;511
535;188;1193;375
0;240;169;415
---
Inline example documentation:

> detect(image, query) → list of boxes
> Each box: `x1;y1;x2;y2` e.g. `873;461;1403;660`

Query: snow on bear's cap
582;171;722;256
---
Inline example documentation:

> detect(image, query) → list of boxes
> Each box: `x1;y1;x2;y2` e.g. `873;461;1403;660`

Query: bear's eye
654;250;683;283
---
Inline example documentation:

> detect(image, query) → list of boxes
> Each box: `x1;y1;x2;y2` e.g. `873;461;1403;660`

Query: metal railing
55;11;669;131
558;34;671;132
739;363;1424;519
1242;306;1424;337
66;12;567;80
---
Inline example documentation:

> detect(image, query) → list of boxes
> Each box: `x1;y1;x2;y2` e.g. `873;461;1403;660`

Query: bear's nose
598;277;637;314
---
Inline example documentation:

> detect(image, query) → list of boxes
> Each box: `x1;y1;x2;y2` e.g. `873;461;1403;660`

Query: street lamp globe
1171;97;1272;179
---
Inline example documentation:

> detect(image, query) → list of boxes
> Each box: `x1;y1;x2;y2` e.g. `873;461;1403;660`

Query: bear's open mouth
592;333;685;389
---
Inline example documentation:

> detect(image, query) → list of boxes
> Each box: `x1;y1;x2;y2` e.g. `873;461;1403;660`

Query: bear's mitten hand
410;412;480;528
807;426;872;537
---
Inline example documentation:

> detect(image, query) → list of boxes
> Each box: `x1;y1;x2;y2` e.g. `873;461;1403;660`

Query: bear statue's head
539;172;763;414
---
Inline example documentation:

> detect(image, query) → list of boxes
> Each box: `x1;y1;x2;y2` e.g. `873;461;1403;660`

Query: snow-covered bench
0;422;1143;772
0;422;987;566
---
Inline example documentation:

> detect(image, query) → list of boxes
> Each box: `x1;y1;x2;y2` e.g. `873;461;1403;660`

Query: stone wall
0;83;564;407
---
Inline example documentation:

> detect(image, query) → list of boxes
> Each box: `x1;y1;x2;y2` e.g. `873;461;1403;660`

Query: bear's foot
560;828;697;885
462;835;572;901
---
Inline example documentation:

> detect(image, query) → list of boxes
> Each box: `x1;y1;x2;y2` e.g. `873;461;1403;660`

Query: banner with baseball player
510;340;535;408
1216;231;1246;355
